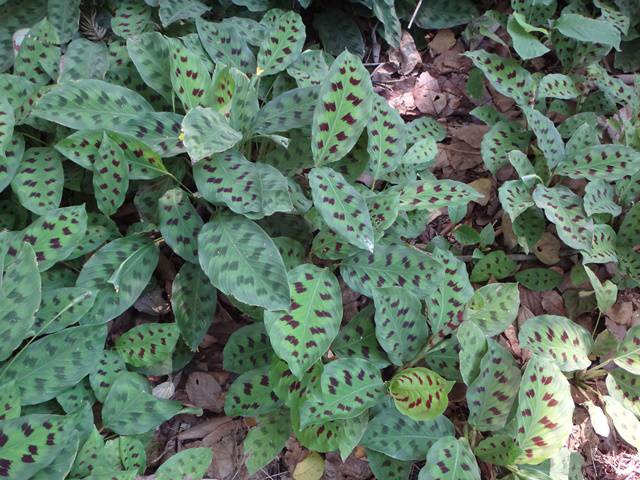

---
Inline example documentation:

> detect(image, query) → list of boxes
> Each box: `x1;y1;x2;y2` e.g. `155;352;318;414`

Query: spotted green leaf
119;436;146;474
127;32;172;102
59;38;109;82
372;287;428;366
362;406;454;461
470;251;517;282
168;38;213;110
273;236;306;270
514;357;575;464
390;368;453;421
265;264;341;378
0;381;20;420
367;190;400;236
103;372;199;435
474;434;522;466
428;249;474;345
583;180;621;217
11;147;63;215
522;106;565;168
367;95;406;178
367;450;412;480
296;411;368;461
32;287;95;336
398;179;481;211
0;133;24;193
0;324;105;405
587;63;633;105
223;323;273;374
67;212;120;261
76;234;159;324
300;358;384;427
156;448;212;480
613;324;640;375
555;13;620;50
418;436;480;480
533;185;593;251
0;239;39;361
616;203;640;281
0;413;72;479
341;244;442;298
481;121;531;174
464;50;535;105
158;188;202;263
10;205;87;271
225;366;281;416
402;137;438;168
57;378;95;413
196;18;256;75
89;350;126;403
14;19;60;85
311;227;359;260
581;224;616;265
516;268;563;292
556;144;640;180
253;86;318;134
537;74;579;99
467;340;521;431
606;368;640;418
287;50;330;87
198;213;290;310
244;410;290;474
158;0;208;27
457;321;487;385
0;98;14;157
499;180;534;222
111;0;153;37
116;322;179;368
182;107;242;163
257;11;305;76
93;133;129;216
333;305;389;368
312;50;373;166
309;167;374;252
603;395;640;450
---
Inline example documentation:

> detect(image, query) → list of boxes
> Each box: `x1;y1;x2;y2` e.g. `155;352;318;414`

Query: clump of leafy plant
0;0;639;479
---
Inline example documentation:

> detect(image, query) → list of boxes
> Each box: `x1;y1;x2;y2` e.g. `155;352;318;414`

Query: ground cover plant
0;0;639;478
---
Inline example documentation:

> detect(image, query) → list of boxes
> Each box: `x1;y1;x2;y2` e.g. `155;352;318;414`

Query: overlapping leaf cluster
0;0;638;479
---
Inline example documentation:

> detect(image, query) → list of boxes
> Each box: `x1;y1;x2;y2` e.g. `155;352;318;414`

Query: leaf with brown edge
299;358;385;428
264;263;342;378
312;50;373;166
467;340;521;431
389;367;453;421
555;144;640;180
11;147;64;215
225;366;282;416
417;436;480;480
367;95;406;179
309;167;375;252
115;322;180;368
514;357;574;465
613;324;640;375
373;287;428;366
257;10;305;76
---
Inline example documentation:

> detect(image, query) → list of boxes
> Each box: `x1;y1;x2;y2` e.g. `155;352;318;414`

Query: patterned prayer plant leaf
119;436;146;474
116;322;180;368
56;378;95;413
470;251;517;282
515;357;575;464
457;321;487;386
10;205;88;271
427;249;474;346
0;413;72;479
31;287;95;336
402;137;438;168
311;227;360;261
467;340;521;431
155;448;212;480
499;180;534;222
67;212;120;260
14;18;60;85
225;366;281;416
93;133;129;216
480;120;531;174
613;324;640;375
158;188;202;263
362;406;455;461
198;212;290;311
537;73;579;99
389;368;454;421
587;64;633;105
373;287;429;366
103;372;200;436
0;381;20;420
111;0;153;37
424;336;462;382
170;263;216;351
273;236;305;270
515;268;563;292
333;304;390;368
616;203;640;281
158;0;208;27
341;243;442;298
367;190;400;237
89;350;127;403
287;49;330;87
223;323;273;374
244;410;291;474
312;50;374;166
405;116;446;145
264;263;342;378
532;184;594;251
522;106;565;168
309;167;375;252
257;11;305;76
0;324;105;405
606;368;640;418
76;234;159;325
519;315;593;371
0;238;40;361
583;180;621;217
603;396;640;450
398;178;482;211
296;412;368;461
59;38;109;82
182;106;243;163
299;358;384;428
127;32;172;103
464;50;535;105
367;450;413;480
474;434;522;466
252;86;318;134
168;38;214;110
0;133;25;193
367;95;407;179
418;436;481;480
555;144;640;180
196;18;256;75
0;98;14;158
11;147;64;215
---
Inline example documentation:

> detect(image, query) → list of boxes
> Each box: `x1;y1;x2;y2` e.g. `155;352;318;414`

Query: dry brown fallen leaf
293;451;324;480
469;178;493;206
186;372;225;412
533;232;561;265
388;30;421;75
428;29;456;55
